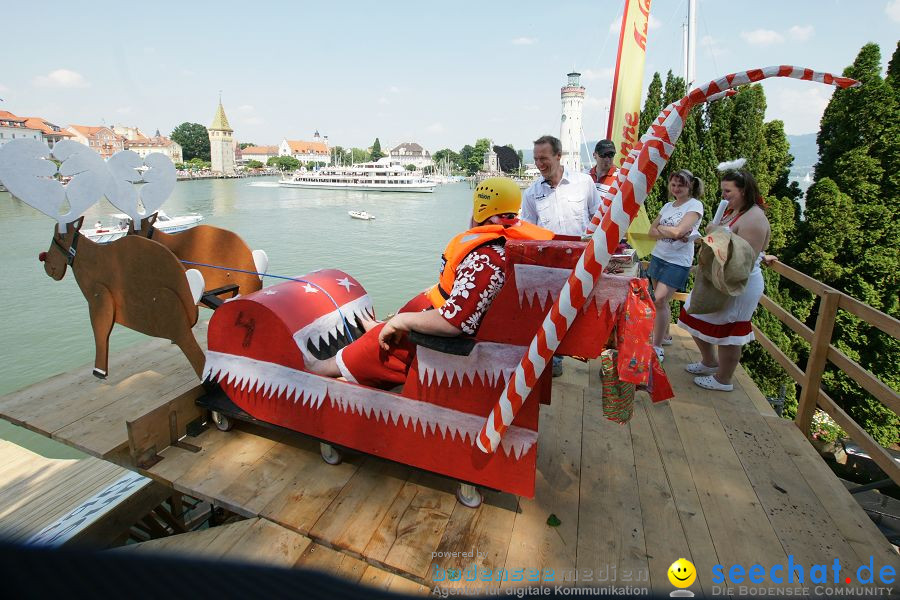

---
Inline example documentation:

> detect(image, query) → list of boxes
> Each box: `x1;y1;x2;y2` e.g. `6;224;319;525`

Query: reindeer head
40;217;84;281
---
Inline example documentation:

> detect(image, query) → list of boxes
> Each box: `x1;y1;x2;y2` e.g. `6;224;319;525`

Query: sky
2;0;898;152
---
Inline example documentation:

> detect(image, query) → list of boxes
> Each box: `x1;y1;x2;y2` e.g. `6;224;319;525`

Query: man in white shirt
521;135;601;237
521;135;601;376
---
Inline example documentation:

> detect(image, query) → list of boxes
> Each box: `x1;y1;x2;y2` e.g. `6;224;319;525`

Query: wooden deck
0;325;897;596
0;440;170;546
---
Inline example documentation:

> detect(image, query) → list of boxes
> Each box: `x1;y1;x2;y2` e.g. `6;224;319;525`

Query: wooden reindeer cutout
0;139;206;379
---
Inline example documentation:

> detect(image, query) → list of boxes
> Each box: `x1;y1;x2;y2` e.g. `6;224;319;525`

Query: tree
245;160;264;169
785;43;900;446
239;142;257;150
405;164;416;171
267;156;300;171
458;145;475;174
464;138;492;176
171;122;211;162
433;148;461;172
370;138;384;161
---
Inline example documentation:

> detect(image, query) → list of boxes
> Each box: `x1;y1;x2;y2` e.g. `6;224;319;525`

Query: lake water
0;177;474;456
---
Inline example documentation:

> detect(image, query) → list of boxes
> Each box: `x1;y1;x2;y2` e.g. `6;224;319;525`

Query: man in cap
589;139;618;195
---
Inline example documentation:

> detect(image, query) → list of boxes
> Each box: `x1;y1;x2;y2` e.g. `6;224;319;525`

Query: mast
687;0;696;89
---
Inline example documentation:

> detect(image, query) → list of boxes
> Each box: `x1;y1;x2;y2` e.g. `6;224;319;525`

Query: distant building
67;124;126;159
208;100;236;176
126;129;183;163
280;131;330;164
482;144;498;173
112;125;148;142
239;145;279;165
0;111;67;148
560;71;585;172
389;142;432;169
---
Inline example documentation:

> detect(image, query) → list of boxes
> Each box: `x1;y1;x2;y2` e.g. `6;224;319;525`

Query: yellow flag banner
607;0;655;257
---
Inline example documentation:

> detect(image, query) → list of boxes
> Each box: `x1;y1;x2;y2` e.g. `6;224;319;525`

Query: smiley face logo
668;558;696;588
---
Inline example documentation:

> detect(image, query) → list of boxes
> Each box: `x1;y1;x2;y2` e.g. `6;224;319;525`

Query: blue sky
2;1;897;152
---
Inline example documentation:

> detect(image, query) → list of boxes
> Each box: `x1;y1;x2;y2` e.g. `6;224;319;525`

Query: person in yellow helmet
306;177;553;389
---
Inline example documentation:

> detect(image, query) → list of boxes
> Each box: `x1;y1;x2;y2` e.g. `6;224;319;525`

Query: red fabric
678;308;753;338
615;279;673;402
339;245;507;388
589;165;617;186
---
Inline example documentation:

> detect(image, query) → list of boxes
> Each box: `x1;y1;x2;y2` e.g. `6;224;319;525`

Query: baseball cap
595;139;616;156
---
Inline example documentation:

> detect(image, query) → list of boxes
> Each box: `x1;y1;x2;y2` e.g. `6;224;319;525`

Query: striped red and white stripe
477;66;859;454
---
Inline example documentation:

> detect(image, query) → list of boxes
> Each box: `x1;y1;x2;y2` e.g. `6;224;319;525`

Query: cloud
378;96;389;105
787;25;814;41
243;116;263;125
180;69;195;77
887;0;900;22
648;14;661;30
522;104;540;112
584;95;610;108
0;83;8;93
581;67;615;81
511;37;536;45
769;86;831;135
426;122;445;133
115;106;133;115
740;29;784;45
236;105;255;113
608;18;621;34
389;86;400;94
32;69;90;88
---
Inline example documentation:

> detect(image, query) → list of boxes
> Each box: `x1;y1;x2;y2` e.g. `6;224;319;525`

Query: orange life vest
426;220;554;308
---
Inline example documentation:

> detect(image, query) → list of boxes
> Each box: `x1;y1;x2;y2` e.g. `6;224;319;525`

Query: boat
83;210;204;243
348;210;375;220
279;159;436;193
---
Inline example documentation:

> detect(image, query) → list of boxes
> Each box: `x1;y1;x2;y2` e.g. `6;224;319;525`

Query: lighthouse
559;72;585;172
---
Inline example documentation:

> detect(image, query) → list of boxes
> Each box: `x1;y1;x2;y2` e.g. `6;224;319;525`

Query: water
0;177;474;455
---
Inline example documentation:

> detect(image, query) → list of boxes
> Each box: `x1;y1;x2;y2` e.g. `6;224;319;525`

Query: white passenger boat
279;159;435;193
348;210;375;220
83;211;204;243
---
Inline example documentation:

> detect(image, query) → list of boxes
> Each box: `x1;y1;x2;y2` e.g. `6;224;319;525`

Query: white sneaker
662;335;673;346
685;362;718;375
654;346;665;363
693;375;733;392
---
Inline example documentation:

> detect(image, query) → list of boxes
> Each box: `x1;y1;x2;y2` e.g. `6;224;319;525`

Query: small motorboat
83;210;204;243
348;210;375;220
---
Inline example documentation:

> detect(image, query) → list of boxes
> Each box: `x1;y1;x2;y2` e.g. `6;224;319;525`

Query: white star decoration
303;283;319;294
336;277;355;292
263;289;278;295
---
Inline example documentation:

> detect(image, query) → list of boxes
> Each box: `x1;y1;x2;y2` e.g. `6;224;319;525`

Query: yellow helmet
472;177;522;223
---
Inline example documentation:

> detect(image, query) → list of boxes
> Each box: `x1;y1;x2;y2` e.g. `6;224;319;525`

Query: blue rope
180;260;357;342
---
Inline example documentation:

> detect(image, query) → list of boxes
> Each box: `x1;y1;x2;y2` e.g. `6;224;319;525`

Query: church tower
559;72;585;172
208;98;236;176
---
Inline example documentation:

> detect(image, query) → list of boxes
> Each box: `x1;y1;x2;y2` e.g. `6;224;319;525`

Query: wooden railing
751;260;900;485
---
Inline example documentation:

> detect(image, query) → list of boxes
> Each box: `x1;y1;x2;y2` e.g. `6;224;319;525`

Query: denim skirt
648;255;691;290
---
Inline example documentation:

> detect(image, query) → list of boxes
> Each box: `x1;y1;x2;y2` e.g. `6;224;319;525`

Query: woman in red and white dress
677;167;772;392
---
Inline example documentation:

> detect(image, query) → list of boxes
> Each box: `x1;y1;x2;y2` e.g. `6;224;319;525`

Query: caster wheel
320;442;343;465
456;483;482;508
211;411;233;432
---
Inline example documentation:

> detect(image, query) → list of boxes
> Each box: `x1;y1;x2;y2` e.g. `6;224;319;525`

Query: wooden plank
363;473;456;579
293;542;369;583
768;417;900;572
504;382;583;585
796;290;840;436
556;357;590;388
758;294;814;342
359;565;430;595
258;444;360;536
710;396;864;571
53;376;200;458
126;383;206;468
221;518;312;567
575;388;649;587
826;345;900;415
630;398;702;597
308;458;409;555
669;400;792;587
769;261;832;297
838;293;900;339
118;517;258;557
641;398;719;594
427;491;518;594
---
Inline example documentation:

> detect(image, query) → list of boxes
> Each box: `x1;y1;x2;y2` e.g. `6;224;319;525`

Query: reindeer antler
106;150;176;231
0;140;67;229
53;141;113;231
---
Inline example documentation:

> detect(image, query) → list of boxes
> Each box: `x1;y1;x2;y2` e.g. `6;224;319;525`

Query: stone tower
559;72;585;172
208;98;236;176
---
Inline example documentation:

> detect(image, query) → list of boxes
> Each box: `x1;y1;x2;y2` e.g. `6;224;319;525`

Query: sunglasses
599;152;615;159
